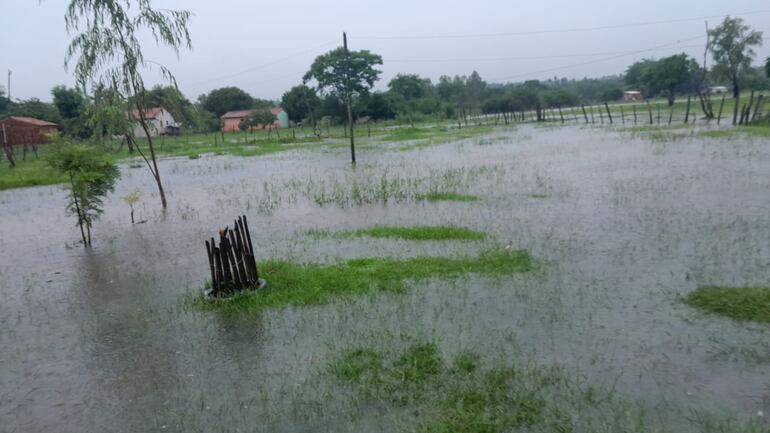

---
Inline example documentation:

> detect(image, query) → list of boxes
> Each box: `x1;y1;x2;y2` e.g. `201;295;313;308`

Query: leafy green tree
248;109;277;129
540;89;579;108
304;46;382;162
199;87;254;117
280;85;320;122
599;87;623;102
388;74;432;100
641;54;698;105
65;0;192;209
48;143;119;246
708;16;763;124
624;59;657;91
144;85;194;127
765;57;770;78
51;85;91;138
355;92;395;121
52;85;84;119
8;99;62;123
0;86;10;115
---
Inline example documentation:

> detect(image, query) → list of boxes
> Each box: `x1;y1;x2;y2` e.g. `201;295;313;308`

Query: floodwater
1;125;768;432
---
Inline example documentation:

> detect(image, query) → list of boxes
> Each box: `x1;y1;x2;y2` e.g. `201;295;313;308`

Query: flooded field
1;125;769;432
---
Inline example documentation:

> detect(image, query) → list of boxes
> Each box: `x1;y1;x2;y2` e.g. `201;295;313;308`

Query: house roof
127;107;167;120
221;107;284;119
4;116;58;127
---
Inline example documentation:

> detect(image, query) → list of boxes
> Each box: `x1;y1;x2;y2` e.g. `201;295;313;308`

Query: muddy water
1;125;768;432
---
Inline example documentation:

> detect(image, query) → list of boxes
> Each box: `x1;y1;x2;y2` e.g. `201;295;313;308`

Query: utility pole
7;70;11;100
343;32;355;164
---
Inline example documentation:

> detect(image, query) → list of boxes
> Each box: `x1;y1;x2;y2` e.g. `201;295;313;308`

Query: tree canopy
280;85;320;122
708;16;763;97
199;87;254;117
303;47;383;99
640;54;698;105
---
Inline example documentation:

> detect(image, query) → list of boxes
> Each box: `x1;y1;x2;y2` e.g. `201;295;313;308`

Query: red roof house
0;116;59;146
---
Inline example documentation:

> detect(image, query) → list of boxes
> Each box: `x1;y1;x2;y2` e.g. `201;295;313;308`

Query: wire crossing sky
1;0;768;101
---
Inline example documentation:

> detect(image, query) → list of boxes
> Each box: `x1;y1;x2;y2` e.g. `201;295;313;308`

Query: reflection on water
1;125;768;432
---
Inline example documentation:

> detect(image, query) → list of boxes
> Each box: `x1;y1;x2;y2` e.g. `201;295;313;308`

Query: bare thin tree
65;0;192;209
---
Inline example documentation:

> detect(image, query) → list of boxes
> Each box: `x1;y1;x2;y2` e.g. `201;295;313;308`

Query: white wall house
128;107;178;138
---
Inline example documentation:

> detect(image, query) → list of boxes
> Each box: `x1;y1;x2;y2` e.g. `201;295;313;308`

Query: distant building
127;107;178;138
623;91;643;102
708;86;728;95
0;116;58;146
221;108;289;132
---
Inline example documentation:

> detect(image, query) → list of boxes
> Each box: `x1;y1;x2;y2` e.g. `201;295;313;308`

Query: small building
0;116;58;146
221;108;289;132
708;86;728;95
127;107;178;138
623;91;643;102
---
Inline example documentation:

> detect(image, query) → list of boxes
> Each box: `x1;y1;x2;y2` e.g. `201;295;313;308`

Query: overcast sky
1;0;769;102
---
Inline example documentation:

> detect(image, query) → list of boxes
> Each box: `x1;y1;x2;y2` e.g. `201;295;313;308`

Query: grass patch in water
419;192;478;202
329;342;766;433
308;225;488;241
698;125;770;139
685;286;770;323
189;248;531;312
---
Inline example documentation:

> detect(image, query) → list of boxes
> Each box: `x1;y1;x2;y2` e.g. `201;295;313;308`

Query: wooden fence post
604;103;613;124
717;94;726;125
684;95;691;124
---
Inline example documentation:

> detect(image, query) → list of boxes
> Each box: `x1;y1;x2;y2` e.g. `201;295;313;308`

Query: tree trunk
732;81;740;125
137;115;168;209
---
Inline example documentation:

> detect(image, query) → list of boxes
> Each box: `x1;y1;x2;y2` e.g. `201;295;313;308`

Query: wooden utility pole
343;32;355;164
6;70;11;100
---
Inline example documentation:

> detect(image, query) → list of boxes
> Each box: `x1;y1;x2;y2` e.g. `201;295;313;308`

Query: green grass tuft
419;192;478;202
189;248;531;313
685;286;770;323
309;225;488;241
393;343;443;383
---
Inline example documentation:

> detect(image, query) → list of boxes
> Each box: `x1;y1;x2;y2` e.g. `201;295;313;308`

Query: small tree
249;109;277;133
304;46;382;162
48;143;119;247
641;54;698;106
122;190;142;224
708;17;763;124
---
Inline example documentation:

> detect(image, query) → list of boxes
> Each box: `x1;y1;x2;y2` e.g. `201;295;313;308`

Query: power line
384;45;706;63
489;34;706;82
353;9;770;40
185;39;337;89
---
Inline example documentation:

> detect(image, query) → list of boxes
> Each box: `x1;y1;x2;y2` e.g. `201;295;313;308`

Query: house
221;108;289;132
623;91;643;102
127;107;178;138
708;86;728;95
0;116;58;146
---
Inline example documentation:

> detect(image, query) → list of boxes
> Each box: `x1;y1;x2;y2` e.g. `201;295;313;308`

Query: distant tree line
2;16;768;138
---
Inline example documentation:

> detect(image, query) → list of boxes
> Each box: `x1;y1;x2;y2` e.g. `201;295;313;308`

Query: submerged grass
698;125;770;139
685;286;770;323
308;225;488;241
189;248;531;313
419;192;478;202
329;342;766;433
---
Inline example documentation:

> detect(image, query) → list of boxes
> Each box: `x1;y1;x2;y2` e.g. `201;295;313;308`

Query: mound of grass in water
419;192;478;202
329;342;765;433
699;126;770;139
190;249;530;312
329;343;571;432
309;225;487;241
685;286;770;323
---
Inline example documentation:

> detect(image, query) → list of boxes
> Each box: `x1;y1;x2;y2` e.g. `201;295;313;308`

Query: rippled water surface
1;125;768;432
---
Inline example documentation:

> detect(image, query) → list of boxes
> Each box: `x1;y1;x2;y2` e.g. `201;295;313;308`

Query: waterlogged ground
1;124;769;432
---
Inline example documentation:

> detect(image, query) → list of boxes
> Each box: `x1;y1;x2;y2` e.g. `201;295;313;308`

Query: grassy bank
307;225;488;241
685;286;770;323
0;122;500;191
189;248;531;313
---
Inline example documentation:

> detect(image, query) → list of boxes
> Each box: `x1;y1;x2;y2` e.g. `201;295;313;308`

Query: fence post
717;94;726;125
604;103;613;124
684;95;692;124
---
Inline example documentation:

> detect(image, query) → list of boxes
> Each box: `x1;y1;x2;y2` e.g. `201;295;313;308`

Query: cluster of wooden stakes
204;215;264;297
